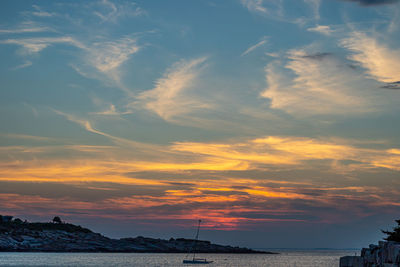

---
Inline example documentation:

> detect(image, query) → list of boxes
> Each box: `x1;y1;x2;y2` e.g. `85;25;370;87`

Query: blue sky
0;0;400;248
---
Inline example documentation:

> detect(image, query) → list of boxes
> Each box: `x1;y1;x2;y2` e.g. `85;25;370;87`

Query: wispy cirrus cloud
11;60;32;70
171;136;400;171
307;25;334;35
94;0;145;23
0;36;85;54
2;181;399;231
261;50;376;115
240;0;285;20
1;134;399;230
63;37;140;95
91;104;120;115
52;109;148;149
241;37;268;56
51;109;177;165
340;31;400;84
0;26;52;34
1;99;399;230
88;38;139;73
31;4;56;17
241;0;320;24
84;37;140;95
240;0;269;14
136;57;210;122
0;3;142;95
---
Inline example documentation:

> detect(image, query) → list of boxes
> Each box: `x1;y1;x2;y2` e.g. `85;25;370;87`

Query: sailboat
183;220;213;264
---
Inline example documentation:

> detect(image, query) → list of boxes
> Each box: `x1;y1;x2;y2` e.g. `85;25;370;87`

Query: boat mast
193;219;201;260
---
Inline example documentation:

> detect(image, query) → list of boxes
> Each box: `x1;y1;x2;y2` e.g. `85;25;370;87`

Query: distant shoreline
0;251;272;253
0;217;275;254
256;248;360;250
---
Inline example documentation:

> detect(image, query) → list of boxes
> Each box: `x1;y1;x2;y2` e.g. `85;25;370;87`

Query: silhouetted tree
52;216;62;224
382;219;400;242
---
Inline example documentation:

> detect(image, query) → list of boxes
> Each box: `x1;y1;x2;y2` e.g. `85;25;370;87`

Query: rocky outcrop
340;241;400;267
0;220;271;253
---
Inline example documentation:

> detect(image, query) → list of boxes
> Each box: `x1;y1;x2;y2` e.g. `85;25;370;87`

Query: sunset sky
1;0;400;249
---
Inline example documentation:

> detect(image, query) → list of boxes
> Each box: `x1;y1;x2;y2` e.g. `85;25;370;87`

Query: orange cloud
1;134;399;230
0;136;399;187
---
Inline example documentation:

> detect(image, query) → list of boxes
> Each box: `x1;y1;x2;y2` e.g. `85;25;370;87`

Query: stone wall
340;241;400;267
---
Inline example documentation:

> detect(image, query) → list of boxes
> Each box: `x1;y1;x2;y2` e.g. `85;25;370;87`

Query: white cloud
261;50;377;115
94;104;118;115
52;109;161;154
0;36;85;55
0;20;54;35
1;39;47;54
265;52;279;58
241;37;268;56
136;57;209;121
307;25;334;35
80;37;140;95
240;0;283;17
0;27;51;34
11;60;32;70
88;38;139;73
94;0;145;23
340;32;400;83
1;35;140;96
241;0;268;14
241;0;321;24
53;109;127;145
32;5;56;17
91;104;128;116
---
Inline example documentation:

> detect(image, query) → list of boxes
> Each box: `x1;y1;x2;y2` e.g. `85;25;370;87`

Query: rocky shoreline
339;219;400;266
0;218;272;253
340;241;400;267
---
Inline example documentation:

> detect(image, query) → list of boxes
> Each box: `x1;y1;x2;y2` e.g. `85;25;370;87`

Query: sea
0;250;357;267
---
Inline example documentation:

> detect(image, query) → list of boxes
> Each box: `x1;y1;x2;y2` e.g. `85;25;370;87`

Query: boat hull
183;259;213;264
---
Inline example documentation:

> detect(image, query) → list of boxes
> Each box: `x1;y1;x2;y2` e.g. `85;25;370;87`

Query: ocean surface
0;250;357;267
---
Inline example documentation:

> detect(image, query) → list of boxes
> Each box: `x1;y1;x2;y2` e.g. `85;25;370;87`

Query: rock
0;220;273;254
340;241;400;267
339;256;363;267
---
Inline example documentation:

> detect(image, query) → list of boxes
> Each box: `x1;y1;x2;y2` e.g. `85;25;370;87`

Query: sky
0;0;400;249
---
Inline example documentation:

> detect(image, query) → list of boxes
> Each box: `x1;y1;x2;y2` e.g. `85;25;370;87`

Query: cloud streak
84;37;140;95
1;132;399;230
0;166;399;230
136;57;210;121
307;25;334;35
0;36;85;54
31;4;56;17
241;37;268;56
341;32;400;84
241;0;269;14
88;38;139;73
11;60;32;70
0;27;52;34
261;50;376;115
240;0;284;19
94;0;145;23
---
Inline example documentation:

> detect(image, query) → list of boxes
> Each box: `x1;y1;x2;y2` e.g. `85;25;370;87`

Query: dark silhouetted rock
0;218;274;253
340;241;400;266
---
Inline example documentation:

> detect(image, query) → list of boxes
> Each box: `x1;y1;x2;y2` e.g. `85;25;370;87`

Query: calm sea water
0;250;356;267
